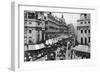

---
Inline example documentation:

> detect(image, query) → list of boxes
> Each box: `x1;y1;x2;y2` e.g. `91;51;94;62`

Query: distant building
67;24;76;46
77;14;90;45
67;24;75;35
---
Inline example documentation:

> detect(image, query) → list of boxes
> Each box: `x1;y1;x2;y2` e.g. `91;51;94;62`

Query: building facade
24;11;68;50
24;11;47;50
77;14;90;45
45;12;68;40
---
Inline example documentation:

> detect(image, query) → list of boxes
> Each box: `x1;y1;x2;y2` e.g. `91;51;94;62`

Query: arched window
29;30;32;33
85;37;87;45
88;30;90;33
85;30;87;33
81;30;83;33
88;37;90;43
81;37;83;44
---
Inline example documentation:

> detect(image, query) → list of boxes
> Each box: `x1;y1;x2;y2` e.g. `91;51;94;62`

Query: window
36;14;38;19
29;30;32;33
85;21;87;24
24;30;27;34
84;14;87;16
29;37;32;44
49;12;52;15
85;30;87;33
84;14;87;19
80;22;83;24
45;27;48;30
88;21;90;24
29;21;32;24
29;40;32;44
88;30;90;33
24;12;27;19
24;38;27;44
44;16;46;19
28;12;35;19
81;30;83;33
24;21;27;24
24;28;28;34
88;37;90;43
81;37;83;44
85;37;87;45
45;21;48;24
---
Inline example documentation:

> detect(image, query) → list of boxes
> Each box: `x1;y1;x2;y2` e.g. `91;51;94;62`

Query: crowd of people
24;35;74;62
24;35;90;62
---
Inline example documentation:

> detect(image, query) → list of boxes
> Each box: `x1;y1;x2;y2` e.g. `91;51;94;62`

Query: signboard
28;43;45;50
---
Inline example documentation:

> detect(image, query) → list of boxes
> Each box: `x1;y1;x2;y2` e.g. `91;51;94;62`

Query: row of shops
24;35;90;62
24;35;71;61
71;45;90;59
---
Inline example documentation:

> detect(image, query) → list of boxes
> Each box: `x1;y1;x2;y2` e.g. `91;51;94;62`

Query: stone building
24;11;46;50
45;12;68;40
77;14;90;45
24;11;68;50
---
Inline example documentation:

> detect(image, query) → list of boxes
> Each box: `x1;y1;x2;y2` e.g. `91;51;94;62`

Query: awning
45;35;68;45
28;43;45;50
72;45;90;53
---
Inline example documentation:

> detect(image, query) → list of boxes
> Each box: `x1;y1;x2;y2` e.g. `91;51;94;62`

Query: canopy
27;35;68;51
28;43;45;50
72;45;90;53
45;35;68;45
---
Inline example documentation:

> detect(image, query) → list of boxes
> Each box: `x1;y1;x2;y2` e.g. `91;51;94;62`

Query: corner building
24;11;46;46
77;14;90;45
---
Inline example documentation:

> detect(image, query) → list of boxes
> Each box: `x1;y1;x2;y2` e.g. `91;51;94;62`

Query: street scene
24;11;90;62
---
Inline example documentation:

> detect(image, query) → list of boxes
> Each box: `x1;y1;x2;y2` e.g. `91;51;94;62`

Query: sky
52;12;80;27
